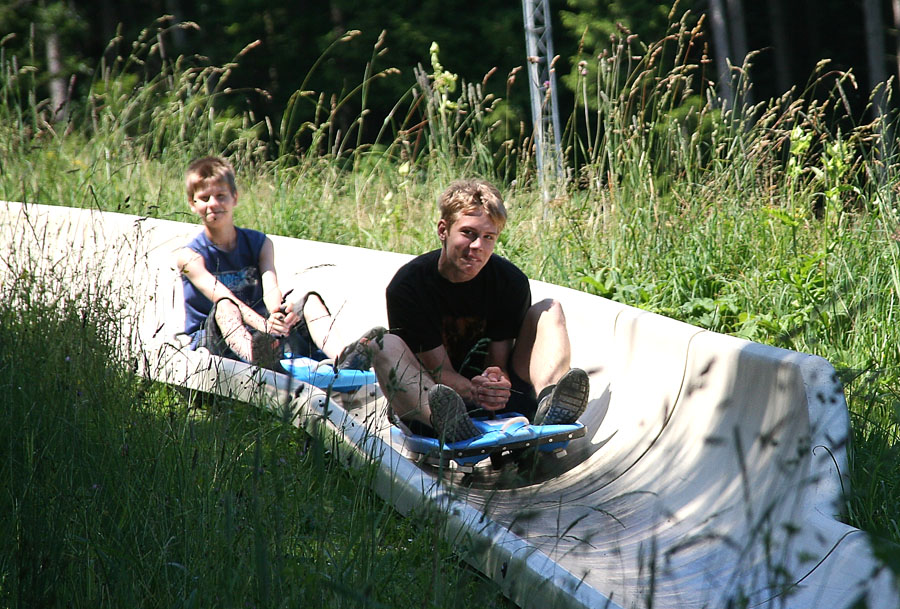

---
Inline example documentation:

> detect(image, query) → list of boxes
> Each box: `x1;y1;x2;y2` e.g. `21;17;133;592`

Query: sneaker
335;326;386;371
533;368;589;425
428;384;480;444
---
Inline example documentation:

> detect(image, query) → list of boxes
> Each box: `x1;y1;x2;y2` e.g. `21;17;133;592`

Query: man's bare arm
418;340;513;410
416;345;477;400
473;339;514;409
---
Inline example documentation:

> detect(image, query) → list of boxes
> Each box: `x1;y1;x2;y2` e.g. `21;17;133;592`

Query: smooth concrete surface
1;201;896;609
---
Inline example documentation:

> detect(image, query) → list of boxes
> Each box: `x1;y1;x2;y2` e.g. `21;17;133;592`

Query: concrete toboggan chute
2;201;895;609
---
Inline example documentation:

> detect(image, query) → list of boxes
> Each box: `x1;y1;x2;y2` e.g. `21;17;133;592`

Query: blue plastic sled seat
393;413;586;467
281;356;377;393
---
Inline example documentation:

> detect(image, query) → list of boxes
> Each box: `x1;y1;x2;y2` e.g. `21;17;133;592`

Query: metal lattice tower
522;0;563;201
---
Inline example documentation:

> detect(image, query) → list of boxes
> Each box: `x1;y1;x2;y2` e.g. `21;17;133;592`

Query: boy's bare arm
257;238;300;335
177;247;268;333
257;238;283;314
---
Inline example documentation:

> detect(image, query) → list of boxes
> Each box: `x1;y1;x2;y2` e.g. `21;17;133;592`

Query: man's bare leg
360;332;480;442
338;327;489;441
510;298;572;394
370;333;436;427
510;298;588;425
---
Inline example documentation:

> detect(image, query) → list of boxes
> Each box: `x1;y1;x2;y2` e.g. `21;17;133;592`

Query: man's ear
437;218;448;241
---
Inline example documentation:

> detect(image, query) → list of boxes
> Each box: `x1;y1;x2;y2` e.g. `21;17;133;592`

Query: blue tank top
182;228;269;334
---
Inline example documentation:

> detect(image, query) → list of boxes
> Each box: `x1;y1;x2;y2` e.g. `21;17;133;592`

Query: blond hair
438;179;507;232
185;156;237;200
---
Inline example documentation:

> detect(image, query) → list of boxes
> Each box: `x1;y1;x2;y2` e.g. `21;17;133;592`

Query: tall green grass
1;11;898;601
0;226;509;607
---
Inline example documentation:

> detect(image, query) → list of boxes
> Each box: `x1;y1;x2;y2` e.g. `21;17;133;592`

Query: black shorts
189;298;325;363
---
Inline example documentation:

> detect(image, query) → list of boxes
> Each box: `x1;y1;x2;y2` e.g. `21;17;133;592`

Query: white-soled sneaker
428;384;480;443
533;368;589;425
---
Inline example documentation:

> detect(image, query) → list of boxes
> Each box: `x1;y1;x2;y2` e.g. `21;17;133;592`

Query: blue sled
280;356;377;393
392;413;586;467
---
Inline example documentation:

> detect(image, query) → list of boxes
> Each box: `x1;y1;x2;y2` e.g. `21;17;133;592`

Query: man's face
189;179;237;227
437;211;499;283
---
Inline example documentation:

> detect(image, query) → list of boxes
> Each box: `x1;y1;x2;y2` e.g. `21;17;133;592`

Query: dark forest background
2;0;897;151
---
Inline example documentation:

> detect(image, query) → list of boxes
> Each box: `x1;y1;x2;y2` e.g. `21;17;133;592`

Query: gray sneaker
533;368;589;425
428;384;480;443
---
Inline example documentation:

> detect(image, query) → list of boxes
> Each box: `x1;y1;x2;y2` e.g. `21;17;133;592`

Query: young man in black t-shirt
341;179;589;442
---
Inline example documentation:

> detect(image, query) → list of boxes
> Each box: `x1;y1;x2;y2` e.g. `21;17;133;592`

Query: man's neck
204;224;237;251
437;248;486;283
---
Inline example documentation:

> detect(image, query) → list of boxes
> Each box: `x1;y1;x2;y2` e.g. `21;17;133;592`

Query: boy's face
189;179;238;227
437;210;499;283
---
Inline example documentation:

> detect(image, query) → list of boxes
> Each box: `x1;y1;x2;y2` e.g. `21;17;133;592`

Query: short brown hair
185;156;237;200
438;179;507;232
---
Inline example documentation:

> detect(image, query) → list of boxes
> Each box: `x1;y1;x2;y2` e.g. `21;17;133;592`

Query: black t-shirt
386;249;531;378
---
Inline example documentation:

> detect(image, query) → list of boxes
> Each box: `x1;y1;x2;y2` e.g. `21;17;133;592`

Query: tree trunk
45;29;67;123
862;0;887;118
893;0;900;88
263;10;279;97
725;0;748;67
328;1;352;139
766;0;792;95
708;0;733;108
725;0;751;105
100;0;117;47
165;0;187;50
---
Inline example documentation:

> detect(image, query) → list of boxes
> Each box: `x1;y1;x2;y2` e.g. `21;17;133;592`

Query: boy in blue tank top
177;156;360;370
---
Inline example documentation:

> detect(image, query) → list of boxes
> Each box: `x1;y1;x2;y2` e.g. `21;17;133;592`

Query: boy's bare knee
214;298;240;320
305;292;325;307
301;291;329;320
